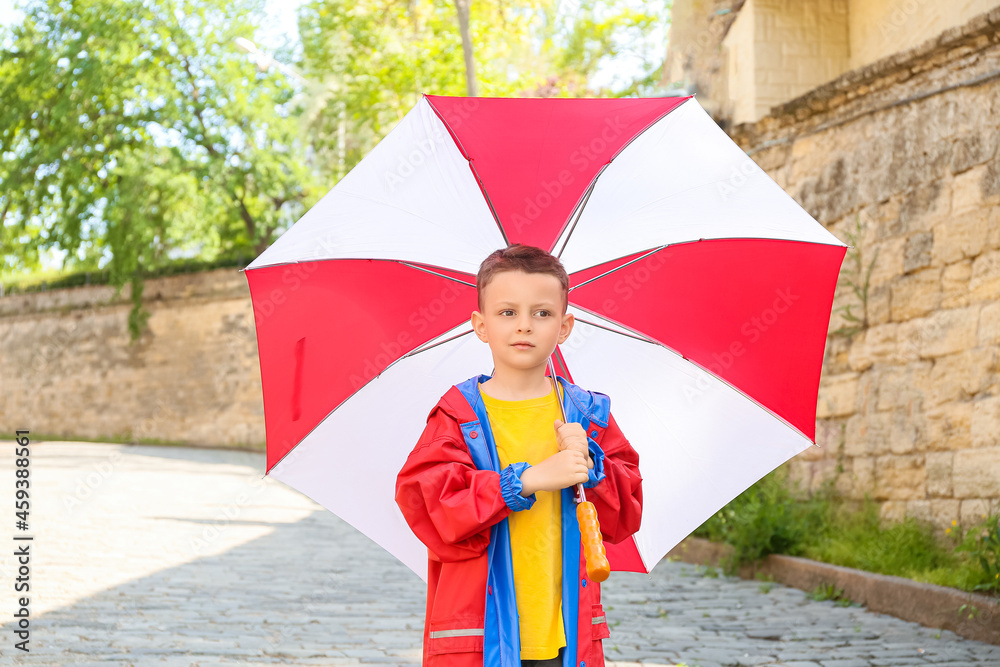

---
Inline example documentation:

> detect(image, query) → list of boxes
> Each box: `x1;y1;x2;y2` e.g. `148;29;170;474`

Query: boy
395;244;643;667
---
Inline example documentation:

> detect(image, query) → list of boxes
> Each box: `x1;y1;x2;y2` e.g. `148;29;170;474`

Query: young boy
395;244;643;667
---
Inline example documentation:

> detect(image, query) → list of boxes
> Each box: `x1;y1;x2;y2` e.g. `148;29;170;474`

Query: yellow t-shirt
480;380;566;660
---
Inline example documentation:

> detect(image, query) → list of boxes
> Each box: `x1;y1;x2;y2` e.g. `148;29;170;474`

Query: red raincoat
395;374;643;667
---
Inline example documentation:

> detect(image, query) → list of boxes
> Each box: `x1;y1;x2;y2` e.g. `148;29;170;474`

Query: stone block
880;500;907;522
929;498;961;527
960;498;998;527
953;447;1000;498
952;163;988;214
983;157;1000;201
925;451;954;497
970;249;1000;302
867;237;906;287
873;454;926;500
971;395;1000;448
847;322;901;371
889;407;925;454
866;282;891;326
905;306;978;358
845;409;893;456
931;208;990;265
980;298;1000;345
926;347;997;408
924;401;973;451
889;266;941;320
950;131;999;174
816;371;859;418
941;258;972;308
812;418;845;456
903;232;933;273
857;369;878;415
875;361;930;412
904;499;961;533
900;180;950;236
850;456;875;498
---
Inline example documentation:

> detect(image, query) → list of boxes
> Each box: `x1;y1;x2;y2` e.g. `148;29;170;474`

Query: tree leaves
1;0;318;339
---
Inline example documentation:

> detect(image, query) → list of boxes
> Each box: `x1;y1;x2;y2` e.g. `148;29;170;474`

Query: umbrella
242;94;848;581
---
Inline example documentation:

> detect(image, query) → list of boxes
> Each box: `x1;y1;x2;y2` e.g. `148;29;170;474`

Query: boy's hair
476;244;569;314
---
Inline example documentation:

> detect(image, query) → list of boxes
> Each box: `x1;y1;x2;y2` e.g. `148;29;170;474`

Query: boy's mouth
512;341;535;348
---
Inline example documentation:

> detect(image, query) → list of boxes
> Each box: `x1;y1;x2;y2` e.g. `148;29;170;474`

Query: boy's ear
557;312;574;344
470;310;487;342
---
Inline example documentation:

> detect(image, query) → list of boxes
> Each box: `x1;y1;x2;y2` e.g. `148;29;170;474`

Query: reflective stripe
592;615;606;625
428;628;485;639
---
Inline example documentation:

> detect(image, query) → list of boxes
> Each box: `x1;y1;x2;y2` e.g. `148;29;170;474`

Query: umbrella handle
577;501;611;582
548;361;610;582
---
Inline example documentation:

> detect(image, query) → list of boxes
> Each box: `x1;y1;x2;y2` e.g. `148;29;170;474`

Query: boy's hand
554;419;593;470
519;450;591;496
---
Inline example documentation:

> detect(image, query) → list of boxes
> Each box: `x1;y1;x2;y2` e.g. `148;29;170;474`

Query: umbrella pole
548;357;611;582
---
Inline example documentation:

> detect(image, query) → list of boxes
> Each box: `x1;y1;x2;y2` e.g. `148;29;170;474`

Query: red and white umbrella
243;94;848;580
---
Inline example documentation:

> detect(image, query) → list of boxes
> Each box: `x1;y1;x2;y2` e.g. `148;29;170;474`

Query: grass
807;583;854;606
693;466;1000;596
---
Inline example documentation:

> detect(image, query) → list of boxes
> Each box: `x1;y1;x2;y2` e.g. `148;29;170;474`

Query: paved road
1;442;997;667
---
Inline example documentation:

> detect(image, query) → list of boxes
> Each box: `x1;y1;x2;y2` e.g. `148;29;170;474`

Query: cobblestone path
2;443;997;666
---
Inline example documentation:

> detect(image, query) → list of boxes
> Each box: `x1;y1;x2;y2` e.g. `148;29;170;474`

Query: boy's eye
499;309;549;316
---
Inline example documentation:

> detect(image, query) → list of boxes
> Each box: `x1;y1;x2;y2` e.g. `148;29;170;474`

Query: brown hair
476;244;569;313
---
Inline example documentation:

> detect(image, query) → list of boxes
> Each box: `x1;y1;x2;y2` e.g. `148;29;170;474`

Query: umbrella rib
567;236;848;288
570;314;659;346
572;302;817;447
397;262;477;287
553;174;601;258
423;98;510;247
552;97;694;259
569;302;661;345
402;327;476;358
569;246;667;291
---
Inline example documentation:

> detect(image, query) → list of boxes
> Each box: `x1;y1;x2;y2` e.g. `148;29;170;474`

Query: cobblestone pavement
1;442;998;667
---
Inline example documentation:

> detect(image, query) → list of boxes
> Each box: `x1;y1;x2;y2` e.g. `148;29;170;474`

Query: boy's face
470;270;574;375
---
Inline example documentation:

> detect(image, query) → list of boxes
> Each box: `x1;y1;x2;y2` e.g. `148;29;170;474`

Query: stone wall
723;0;850;123
666;1;1000;125
848;0;1000;71
0;269;266;449
729;9;1000;528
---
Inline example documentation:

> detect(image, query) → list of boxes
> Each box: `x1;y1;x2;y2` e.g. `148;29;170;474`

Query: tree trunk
453;0;478;96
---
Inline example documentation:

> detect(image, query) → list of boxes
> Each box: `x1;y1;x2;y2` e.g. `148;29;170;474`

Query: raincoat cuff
583;437;606;489
501;462;536;511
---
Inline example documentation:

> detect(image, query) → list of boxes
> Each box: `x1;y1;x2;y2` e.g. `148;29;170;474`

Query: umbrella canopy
243;94;848;581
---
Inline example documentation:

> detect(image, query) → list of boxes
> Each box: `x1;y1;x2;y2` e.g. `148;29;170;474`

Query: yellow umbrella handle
549;361;610;583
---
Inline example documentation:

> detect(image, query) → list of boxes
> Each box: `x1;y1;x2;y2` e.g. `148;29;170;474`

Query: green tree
0;0;318;339
295;0;671;181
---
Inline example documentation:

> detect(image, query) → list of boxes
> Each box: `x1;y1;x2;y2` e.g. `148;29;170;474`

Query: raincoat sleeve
395;405;513;562
585;410;643;544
